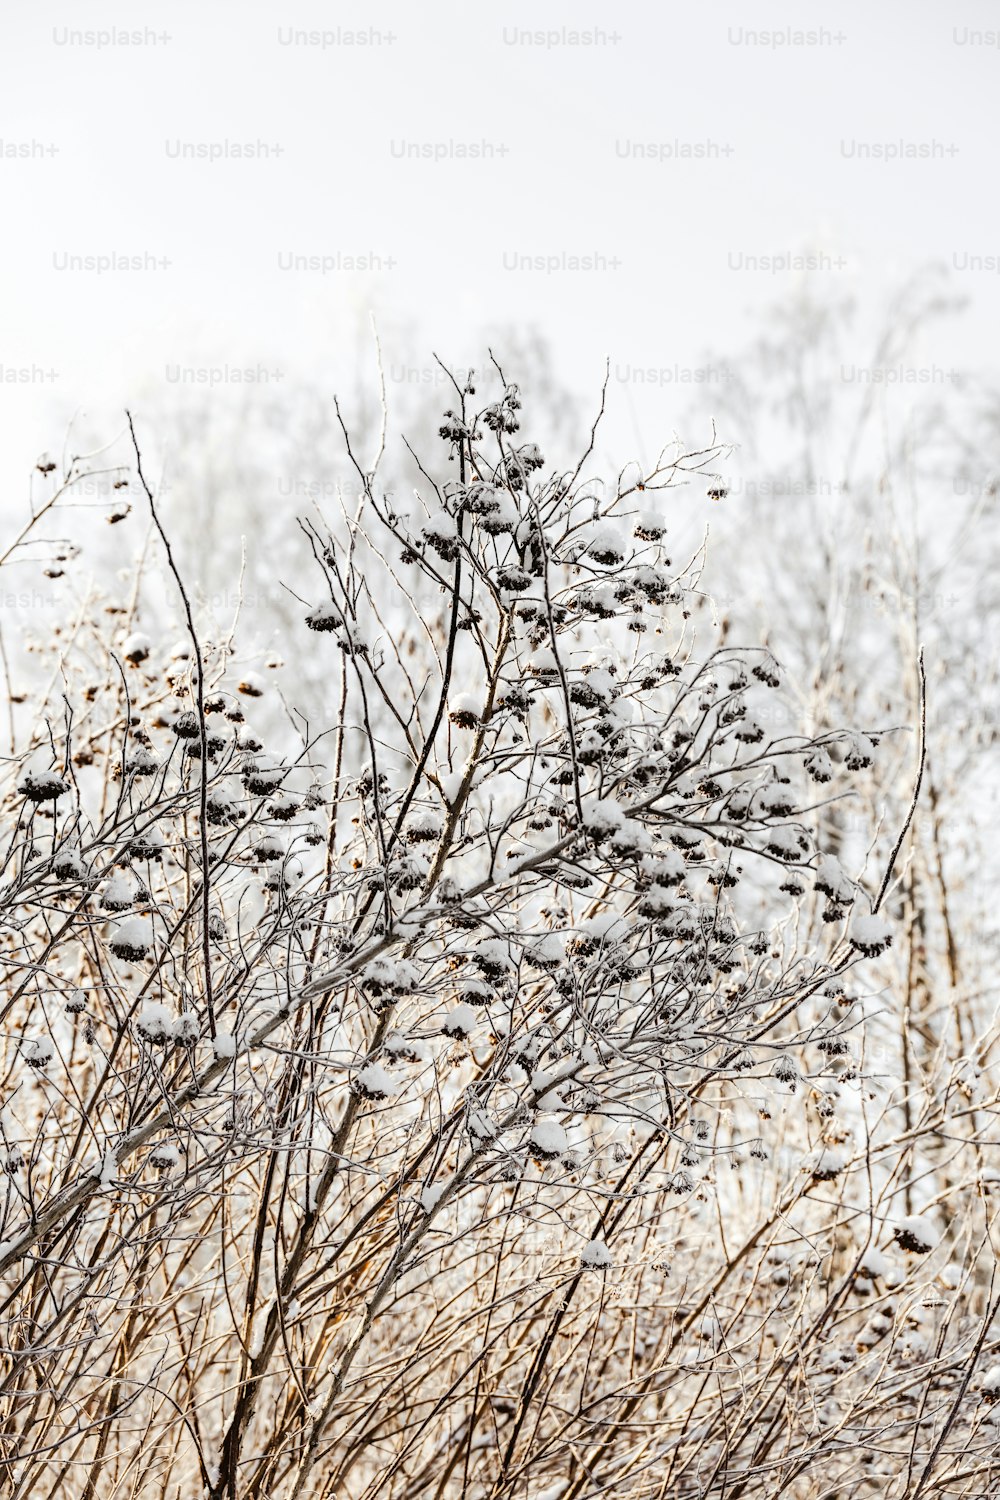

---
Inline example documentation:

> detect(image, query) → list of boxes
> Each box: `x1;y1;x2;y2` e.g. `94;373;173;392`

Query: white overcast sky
1;0;999;508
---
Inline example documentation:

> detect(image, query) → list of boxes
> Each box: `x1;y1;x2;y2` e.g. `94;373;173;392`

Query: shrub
0;369;933;1500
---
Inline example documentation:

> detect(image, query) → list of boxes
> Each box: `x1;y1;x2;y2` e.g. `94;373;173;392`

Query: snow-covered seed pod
263;860;301;894
22;1036;55;1070
633;508;666;541
637;886;675;921
581;798;624;841
109;916;154;962
524;934;564;973
633;566;671;602
805;1147;847;1183
122;633;152;666
438;412;468;444
817;1034;850;1057
734;716;764;744
479;496;518;535
765;828;807;863
266;792;299;821
724;787;753;823
405;809;443;845
813;855;855;905
148;1142;180;1172
360;957;419;1006
236;724;264;754
580;1239;613;1270
845;733;876;771
135;1002;174;1045
337;625;370;662
19;770;69;803
494;563;533;595
243;760;285;796
172;710;202;740
498;683;531;715
129;826;165;861
893;1216;939;1255
391;857;426;893
528;1121;568;1162
643;850;685;889
252;834;285;864
849;914;893;958
173;1013;200;1046
607;819;649;860
452;976;494;1008
755;783;798;819
53;846;87;881
184;731;227;762
99;871;139;912
526;648;559;685
464;481;501;516
516;442;543;471
353;1063;394;1101
126;746;159;778
669;827;704;858
305;604;341;633
441;1004;477;1039
569;678;604;710
468;1110;500;1148
482;400;517;436
384;1033;428;1065
206;787;239;826
421;512;460;560
473;939;512;983
805;747;835;784
448;694;481;730
580;584;620;619
665;908;699;943
584;522;626;567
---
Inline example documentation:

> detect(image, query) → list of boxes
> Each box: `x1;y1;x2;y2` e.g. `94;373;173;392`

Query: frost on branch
581;1237;614;1270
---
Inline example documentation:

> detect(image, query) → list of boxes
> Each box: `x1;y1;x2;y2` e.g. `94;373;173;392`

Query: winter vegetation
1;334;998;1500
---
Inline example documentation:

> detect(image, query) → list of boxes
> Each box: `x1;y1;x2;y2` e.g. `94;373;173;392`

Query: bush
0;369;939;1500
